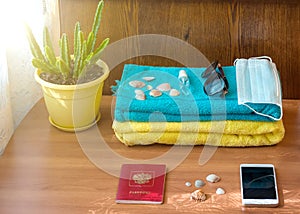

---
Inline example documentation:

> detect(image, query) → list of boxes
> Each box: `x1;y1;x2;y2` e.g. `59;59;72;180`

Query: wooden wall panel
59;0;300;98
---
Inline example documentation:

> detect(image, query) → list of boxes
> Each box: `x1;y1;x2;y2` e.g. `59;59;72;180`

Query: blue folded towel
113;64;282;122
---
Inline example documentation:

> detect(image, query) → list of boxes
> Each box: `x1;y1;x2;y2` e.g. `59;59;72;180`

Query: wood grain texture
59;0;300;98
0;96;299;213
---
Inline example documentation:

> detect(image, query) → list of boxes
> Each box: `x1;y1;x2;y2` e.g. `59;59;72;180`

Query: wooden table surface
0;96;299;213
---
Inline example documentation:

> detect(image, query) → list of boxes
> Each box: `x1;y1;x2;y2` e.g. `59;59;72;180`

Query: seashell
194;179;205;188
185;181;192;187
156;83;171;91
216;187;225;195
135;89;145;100
134;89;144;95
142;76;155;82
149;89;162;97
135;93;146;100
206;174;221;183
169;89;180;97
190;189;206;202
146;85;153;90
129;80;145;88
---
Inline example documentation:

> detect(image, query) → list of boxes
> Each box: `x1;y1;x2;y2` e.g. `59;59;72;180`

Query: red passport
116;164;167;204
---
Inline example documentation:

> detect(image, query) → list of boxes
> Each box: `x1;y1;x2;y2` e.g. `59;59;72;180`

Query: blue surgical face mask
234;56;282;121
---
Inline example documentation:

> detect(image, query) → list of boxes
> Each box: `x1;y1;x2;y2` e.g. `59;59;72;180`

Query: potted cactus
26;0;110;131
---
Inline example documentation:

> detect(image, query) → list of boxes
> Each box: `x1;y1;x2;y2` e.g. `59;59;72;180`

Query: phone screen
241;166;277;199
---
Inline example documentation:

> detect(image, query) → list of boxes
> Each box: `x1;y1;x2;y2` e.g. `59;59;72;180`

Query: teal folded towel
113;64;282;122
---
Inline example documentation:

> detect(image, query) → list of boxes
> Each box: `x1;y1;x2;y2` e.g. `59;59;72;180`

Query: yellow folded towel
112;120;285;147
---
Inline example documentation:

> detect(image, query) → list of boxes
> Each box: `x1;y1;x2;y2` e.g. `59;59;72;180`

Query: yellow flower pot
35;60;110;132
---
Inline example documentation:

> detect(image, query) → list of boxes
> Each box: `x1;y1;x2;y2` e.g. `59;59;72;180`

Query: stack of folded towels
112;63;284;147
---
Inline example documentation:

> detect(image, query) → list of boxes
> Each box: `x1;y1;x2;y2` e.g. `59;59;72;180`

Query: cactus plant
26;0;109;85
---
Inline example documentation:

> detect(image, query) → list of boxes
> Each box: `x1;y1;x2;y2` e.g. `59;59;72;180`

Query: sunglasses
201;61;229;96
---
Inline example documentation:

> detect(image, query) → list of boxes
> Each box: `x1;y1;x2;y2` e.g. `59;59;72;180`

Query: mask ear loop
234;56;272;66
233;58;240;66
250;56;272;63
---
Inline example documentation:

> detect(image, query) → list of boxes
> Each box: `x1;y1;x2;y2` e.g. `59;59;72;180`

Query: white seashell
142;76;155;82
206;174;221;183
156;83;171;91
135;93;146;100
169;89;180;96
146;85;153;90
134;89;144;95
194;179;205;188
129;80;145;88
185;181;192;187
149;89;162;97
190;189;206;202
216;187;225;195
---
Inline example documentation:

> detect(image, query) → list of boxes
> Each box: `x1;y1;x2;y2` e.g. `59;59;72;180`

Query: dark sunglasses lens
201;61;218;78
204;76;225;96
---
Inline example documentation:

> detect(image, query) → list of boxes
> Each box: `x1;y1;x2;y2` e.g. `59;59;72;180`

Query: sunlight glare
0;0;44;48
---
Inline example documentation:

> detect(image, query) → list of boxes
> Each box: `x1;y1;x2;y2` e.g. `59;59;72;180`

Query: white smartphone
240;164;279;207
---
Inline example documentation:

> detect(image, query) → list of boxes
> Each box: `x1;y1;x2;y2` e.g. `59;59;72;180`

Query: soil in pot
39;63;104;85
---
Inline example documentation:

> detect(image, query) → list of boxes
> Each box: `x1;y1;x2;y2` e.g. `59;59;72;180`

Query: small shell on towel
156;83;171;91
135;93;146;100
129;80;145;88
135;89;146;100
206;174;221;183
146;85;153;90
190;189;206;202
134;89;144;95
216;187;225;195
142;76;155;82
149;89;162;97
169;89;180;97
